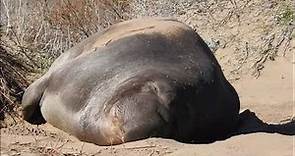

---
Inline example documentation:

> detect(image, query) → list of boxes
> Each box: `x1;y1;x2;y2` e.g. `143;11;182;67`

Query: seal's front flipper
22;76;49;124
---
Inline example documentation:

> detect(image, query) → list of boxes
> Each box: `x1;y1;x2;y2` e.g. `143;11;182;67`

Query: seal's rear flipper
22;76;49;124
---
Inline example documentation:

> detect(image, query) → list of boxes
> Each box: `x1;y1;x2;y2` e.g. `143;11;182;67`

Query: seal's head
103;76;174;144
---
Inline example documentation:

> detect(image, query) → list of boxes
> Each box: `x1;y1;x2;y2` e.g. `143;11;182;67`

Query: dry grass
0;0;130;122
0;45;29;122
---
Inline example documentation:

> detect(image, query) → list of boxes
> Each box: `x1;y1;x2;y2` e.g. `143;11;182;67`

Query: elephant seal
22;17;240;145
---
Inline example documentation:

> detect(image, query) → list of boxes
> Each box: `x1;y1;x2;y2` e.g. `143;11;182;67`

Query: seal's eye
142;81;158;94
150;82;158;93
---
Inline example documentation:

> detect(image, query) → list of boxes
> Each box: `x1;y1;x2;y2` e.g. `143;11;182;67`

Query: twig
1;0;11;34
79;142;85;155
10;28;40;68
236;42;250;71
34;22;44;44
148;149;155;156
123;145;157;150
282;26;294;56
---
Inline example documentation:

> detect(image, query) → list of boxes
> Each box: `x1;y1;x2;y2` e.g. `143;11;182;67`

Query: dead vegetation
0;45;29;122
0;0;130;122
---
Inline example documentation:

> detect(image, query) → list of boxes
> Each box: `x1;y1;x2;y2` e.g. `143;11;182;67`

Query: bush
0;45;30;120
0;0;130;120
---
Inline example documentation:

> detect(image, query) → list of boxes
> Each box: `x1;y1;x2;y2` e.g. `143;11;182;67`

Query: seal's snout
112;93;169;143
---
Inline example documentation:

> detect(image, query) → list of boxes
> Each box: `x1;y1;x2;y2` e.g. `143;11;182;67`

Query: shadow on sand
181;109;295;144
172;109;295;144
231;109;295;137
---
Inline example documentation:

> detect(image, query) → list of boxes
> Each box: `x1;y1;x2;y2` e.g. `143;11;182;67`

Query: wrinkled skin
22;17;240;145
